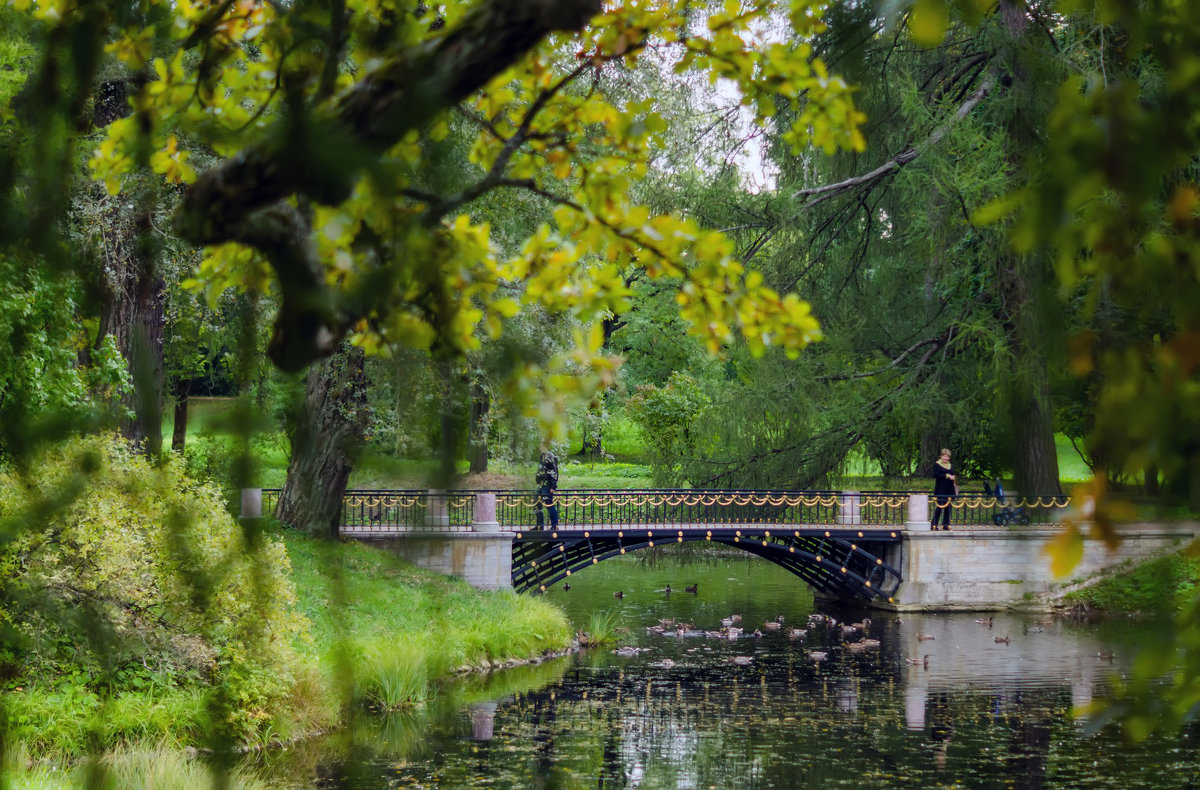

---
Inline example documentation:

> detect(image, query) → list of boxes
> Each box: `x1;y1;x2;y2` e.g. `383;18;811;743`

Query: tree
276;344;369;537
62;0;866;531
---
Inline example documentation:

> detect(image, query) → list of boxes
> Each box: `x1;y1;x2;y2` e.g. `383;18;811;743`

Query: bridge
245;487;1200;611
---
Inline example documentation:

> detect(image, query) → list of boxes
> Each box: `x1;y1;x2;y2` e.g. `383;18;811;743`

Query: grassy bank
1063;542;1200;614
281;525;573;717
6;523;571;753
2;436;571;786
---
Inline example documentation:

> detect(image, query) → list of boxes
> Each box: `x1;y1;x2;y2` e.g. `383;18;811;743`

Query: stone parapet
356;532;515;591
885;523;1200;611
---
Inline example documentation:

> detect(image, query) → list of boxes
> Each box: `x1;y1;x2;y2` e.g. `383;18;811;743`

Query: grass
3;520;572;780
281;526;573;702
4;744;272;790
1063;541;1200;613
584;610;620;647
1054;433;1092;483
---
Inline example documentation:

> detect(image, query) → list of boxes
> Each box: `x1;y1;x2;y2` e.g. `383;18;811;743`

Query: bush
0;436;308;748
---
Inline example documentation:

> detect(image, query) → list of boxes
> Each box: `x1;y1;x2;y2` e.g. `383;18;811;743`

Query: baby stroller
983;480;1030;526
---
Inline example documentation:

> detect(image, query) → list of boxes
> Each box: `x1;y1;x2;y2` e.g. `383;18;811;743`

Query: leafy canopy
40;0;869;435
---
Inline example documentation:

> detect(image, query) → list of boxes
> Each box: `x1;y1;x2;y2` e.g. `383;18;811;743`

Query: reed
585;610;620;646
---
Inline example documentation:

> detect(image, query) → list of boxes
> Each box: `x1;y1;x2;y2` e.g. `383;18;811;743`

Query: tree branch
792;72;995;206
818;331;951;382
173;0;604;371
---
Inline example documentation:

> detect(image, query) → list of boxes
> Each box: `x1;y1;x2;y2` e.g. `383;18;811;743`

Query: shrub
0;436;309;748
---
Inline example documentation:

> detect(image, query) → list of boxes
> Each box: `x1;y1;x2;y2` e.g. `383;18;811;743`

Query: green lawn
1055;433;1092;482
168;398;1100;493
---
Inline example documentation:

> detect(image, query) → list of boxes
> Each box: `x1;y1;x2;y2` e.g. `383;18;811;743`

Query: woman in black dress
535;450;559;530
930;448;957;530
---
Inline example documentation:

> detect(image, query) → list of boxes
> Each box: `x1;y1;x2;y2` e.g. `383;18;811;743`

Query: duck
656;584;673;594
613;591;624;598
562;583;570;591
613;647;641;656
1097;650;1115;661
861;638;881;648
846;640;870;651
994;635;1010;645
788;628;807;640
685;584;698;593
918;633;936;641
850;618;871;630
1026;625;1044;633
976;616;994;627
728;655;754;666
906;655;930;668
730;614;742;623
658;618;676;627
807;650;829;661
650;658;675;669
763;620;782;631
720;617;735;627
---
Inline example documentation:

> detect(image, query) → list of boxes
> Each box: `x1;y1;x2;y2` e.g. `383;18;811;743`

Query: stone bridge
251;488;1200;611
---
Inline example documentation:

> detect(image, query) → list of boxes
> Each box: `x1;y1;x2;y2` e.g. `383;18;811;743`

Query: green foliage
0;252;132;458
627;372;712;486
0;436;307;749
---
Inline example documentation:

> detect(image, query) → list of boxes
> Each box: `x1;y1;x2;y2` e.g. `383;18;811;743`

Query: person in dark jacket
535;450;559;530
929;448;957;531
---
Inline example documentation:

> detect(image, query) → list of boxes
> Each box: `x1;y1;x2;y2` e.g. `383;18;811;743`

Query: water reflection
263;553;1199;789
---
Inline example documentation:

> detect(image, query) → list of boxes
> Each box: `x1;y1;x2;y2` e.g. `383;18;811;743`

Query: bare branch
818;333;949;381
793;73;995;205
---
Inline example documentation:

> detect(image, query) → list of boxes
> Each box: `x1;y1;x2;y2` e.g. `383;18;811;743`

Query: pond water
261;552;1199;789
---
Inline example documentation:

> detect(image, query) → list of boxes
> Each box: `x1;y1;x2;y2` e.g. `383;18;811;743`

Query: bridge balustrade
258;487;1071;532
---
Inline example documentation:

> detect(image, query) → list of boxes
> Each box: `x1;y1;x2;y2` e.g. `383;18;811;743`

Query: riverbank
1062;538;1200;614
3;438;573;783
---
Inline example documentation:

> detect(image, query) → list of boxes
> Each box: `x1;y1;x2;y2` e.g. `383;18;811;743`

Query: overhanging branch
172;0;603;371
792;73;995;208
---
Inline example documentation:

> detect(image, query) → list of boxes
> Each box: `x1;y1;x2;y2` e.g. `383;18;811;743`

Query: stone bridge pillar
425;489;450;528
906;494;931;530
240;488;262;519
838;491;862;525
473;492;500;533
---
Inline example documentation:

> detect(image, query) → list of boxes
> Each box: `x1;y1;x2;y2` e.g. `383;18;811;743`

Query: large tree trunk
1009;367;1061;496
170;377;192;453
993;1;1062;497
468;382;489;474
91;78;166;456
276;345;369;538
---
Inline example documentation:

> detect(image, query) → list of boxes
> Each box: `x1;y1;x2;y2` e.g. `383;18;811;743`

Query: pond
261;551;1199;788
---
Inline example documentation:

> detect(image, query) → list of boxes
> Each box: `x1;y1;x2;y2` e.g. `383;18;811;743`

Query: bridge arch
510;526;904;602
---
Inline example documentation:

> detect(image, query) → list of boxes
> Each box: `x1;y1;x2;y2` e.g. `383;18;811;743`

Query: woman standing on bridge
535;450;559;530
929;448;957;530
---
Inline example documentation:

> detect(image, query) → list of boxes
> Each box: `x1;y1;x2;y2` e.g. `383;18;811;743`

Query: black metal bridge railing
260;488;1071;532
